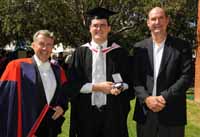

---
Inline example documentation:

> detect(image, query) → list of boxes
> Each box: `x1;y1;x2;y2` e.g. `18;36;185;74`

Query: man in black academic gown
68;7;134;137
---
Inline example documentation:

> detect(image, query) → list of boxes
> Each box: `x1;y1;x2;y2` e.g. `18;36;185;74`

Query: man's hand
92;82;114;94
110;88;122;96
92;82;124;95
145;96;166;112
52;106;64;120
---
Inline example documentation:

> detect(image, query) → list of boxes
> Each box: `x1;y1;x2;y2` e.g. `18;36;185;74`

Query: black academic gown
68;42;134;137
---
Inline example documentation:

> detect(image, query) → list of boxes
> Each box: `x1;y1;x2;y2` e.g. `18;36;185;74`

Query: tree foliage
0;0;197;50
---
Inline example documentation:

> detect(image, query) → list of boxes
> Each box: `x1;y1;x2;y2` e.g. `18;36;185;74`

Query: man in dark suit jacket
133;7;193;137
0;30;68;137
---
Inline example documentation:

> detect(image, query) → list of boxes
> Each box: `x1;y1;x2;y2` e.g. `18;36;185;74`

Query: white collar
91;40;108;49
34;55;51;70
153;38;166;49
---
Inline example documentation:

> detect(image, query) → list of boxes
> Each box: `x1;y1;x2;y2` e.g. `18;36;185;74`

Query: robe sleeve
0;61;22;137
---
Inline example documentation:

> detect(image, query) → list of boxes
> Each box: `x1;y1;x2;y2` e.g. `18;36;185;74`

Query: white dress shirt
80;40;107;93
34;55;57;104
80;40;128;93
152;40;165;96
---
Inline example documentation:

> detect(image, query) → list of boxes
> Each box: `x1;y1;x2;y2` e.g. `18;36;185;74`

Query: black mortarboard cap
86;7;117;20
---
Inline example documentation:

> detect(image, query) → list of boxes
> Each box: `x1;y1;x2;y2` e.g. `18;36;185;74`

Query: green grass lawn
59;99;200;137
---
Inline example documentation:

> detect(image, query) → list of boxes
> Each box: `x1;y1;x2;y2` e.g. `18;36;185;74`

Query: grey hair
33;30;55;41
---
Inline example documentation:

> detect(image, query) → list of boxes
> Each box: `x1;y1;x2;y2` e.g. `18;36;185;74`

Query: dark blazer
133;35;193;126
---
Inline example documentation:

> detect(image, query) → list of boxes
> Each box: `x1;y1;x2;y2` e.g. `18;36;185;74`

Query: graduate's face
32;34;54;62
147;7;169;36
90;19;111;44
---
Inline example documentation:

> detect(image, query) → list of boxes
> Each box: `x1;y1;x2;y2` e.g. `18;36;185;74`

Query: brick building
194;0;200;102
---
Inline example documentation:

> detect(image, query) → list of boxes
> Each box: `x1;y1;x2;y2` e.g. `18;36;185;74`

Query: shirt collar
153;38;166;50
34;55;51;70
91;40;108;49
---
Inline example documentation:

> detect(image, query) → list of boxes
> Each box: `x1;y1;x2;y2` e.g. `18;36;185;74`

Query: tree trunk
194;0;200;102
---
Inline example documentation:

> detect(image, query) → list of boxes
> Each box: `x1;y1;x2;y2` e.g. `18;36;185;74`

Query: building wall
194;0;200;102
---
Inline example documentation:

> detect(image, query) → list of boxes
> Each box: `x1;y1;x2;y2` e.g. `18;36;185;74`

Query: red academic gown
0;57;68;137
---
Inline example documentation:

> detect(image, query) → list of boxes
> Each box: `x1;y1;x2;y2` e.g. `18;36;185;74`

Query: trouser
72;105;129;137
136;112;185;137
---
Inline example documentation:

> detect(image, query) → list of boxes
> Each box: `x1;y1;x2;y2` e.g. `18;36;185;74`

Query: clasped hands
92;81;123;96
145;96;166;112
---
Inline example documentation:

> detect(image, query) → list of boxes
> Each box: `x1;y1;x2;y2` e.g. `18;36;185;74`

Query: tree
0;0;197;51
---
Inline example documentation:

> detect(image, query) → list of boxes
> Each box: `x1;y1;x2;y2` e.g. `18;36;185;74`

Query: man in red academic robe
0;30;68;137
